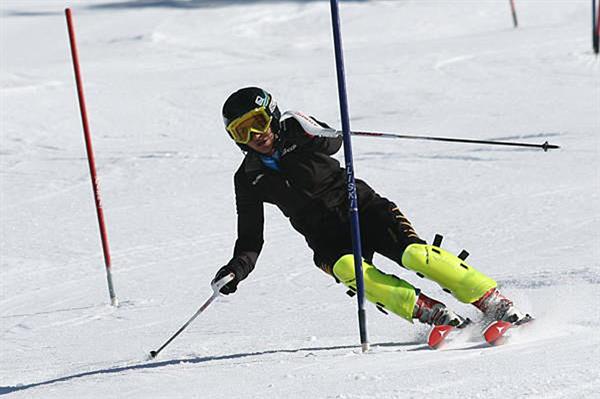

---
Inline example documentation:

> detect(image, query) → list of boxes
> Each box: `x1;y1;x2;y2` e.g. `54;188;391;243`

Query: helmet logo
255;95;266;107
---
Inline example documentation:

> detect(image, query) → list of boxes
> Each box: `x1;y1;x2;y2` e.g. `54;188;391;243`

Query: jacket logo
252;173;265;186
281;144;297;157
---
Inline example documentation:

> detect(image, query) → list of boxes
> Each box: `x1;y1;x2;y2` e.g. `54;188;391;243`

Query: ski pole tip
149;350;158;359
542;141;560;152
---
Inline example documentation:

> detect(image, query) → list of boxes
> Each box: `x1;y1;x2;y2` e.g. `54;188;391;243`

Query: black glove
213;265;239;295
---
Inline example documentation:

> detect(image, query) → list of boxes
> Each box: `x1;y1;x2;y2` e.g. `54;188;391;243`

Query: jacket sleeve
227;167;264;282
284;117;343;155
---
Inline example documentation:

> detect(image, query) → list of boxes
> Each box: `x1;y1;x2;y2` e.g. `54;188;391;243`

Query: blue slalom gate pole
329;0;369;353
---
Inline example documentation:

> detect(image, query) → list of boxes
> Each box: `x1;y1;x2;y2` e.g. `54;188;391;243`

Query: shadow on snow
0;340;416;395
88;0;369;10
2;0;369;16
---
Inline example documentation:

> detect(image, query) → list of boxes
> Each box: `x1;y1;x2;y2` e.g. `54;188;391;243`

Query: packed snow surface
1;0;599;398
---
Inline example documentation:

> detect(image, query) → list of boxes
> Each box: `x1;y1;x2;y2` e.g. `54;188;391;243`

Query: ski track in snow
1;0;599;398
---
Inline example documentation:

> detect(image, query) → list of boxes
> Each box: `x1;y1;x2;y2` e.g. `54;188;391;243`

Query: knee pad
333;254;416;321
401;243;496;303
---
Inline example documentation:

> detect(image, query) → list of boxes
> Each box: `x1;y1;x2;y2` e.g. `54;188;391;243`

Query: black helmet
222;87;281;146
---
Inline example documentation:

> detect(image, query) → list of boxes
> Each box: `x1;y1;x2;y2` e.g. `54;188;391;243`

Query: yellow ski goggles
226;107;273;144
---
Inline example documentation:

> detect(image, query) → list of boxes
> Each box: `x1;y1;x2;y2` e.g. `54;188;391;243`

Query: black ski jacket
226;115;375;283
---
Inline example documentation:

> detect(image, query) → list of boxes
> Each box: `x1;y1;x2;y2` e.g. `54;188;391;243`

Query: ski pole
350;131;560;151
283;111;560;152
149;273;234;359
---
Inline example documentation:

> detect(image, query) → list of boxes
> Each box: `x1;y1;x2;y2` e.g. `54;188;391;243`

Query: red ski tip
483;320;512;345
428;325;454;349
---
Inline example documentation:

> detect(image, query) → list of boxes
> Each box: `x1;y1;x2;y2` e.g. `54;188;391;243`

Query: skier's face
246;127;275;155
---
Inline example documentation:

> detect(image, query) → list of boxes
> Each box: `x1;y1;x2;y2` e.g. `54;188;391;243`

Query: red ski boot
414;293;470;348
414;293;469;327
473;288;533;345
472;288;531;324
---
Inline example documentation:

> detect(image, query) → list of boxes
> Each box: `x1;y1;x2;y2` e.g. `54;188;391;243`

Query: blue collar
258;150;281;172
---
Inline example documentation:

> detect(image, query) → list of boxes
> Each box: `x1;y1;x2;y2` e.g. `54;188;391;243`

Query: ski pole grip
211;273;235;293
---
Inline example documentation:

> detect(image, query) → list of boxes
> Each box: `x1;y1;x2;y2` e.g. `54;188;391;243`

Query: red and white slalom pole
509;0;518;28
65;8;118;307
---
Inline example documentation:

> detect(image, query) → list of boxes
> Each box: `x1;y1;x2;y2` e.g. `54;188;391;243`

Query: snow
1;0;599;397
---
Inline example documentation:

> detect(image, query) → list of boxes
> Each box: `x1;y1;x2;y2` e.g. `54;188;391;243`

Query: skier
213;86;530;330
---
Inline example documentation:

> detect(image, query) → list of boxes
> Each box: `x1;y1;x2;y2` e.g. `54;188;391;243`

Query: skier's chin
249;134;274;154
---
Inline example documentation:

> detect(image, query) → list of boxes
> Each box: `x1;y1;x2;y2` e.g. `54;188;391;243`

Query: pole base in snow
106;268;118;306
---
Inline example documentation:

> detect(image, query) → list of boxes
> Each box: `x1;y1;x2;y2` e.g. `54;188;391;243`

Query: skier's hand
213;265;239;295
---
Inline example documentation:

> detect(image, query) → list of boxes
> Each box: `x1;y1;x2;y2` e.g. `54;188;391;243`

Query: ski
427;316;474;349
483;320;512;345
427;324;455;348
429;315;534;349
483;315;534;345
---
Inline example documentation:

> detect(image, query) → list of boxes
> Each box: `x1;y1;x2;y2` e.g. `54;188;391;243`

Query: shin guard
333;254;416;321
401;243;497;303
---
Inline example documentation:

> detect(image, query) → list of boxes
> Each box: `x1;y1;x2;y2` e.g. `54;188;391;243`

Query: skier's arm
215;169;264;294
284;117;342;155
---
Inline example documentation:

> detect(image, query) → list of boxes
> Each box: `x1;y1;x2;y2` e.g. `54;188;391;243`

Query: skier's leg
358;194;530;321
302;196;468;326
401;243;497;304
402;244;532;322
358;195;493;303
331;254;468;327
332;254;416;321
358;195;425;264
